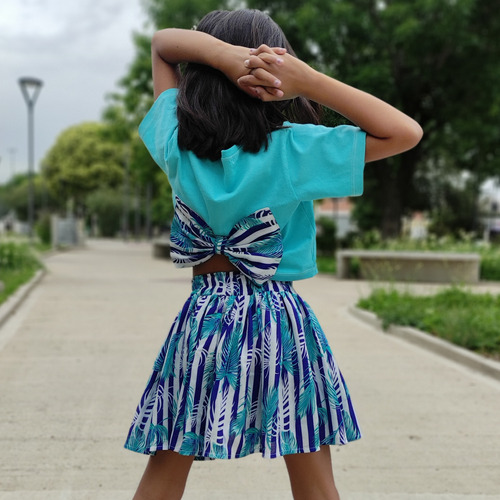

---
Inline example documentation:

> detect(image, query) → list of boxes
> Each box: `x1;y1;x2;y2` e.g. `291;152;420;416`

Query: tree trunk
377;149;420;238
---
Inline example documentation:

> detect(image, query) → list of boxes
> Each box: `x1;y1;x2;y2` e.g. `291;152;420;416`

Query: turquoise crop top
139;88;366;281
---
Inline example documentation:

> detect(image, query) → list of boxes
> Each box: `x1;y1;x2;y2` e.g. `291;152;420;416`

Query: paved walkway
0;239;499;500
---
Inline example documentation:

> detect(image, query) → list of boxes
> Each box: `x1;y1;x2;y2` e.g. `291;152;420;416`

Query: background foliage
107;0;500;237
41;122;124;213
358;287;500;355
3;0;499;241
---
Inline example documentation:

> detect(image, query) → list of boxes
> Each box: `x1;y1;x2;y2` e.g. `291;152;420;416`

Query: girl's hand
237;44;313;101
235;45;288;99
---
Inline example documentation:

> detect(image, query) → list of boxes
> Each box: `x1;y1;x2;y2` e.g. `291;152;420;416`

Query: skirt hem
124;433;362;460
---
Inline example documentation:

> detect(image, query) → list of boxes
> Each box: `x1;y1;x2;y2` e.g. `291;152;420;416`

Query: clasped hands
235;44;303;101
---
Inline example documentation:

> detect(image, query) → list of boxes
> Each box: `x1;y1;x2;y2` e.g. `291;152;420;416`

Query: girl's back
126;8;422;500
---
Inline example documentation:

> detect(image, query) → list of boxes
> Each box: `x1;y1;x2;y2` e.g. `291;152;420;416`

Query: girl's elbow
365;122;423;163
402;120;423;150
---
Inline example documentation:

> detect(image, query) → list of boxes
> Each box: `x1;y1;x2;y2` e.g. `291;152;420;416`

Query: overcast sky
0;0;149;184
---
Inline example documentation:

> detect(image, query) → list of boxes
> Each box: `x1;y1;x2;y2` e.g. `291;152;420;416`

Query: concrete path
0;239;499;500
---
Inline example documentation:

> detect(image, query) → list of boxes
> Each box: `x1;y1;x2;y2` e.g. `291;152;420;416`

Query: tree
0;173;55;221
244;0;500;236
113;0;500;236
41;122;124;213
86;187;124;237
103;32;172;235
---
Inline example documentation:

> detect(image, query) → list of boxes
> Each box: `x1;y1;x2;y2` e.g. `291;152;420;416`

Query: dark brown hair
177;9;320;161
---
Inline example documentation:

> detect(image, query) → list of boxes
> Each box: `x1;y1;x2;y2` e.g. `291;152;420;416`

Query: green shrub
358;287;500;355
316;217;337;256
316;255;337;274
86;187;124;237
35;212;52;246
0;242;42;305
0;241;40;270
480;249;500;281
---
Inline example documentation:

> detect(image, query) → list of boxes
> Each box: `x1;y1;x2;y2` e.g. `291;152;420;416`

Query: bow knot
170;196;283;285
214;236;225;255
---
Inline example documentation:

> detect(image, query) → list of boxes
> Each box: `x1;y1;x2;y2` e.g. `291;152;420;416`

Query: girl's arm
239;46;423;163
150;29;285;100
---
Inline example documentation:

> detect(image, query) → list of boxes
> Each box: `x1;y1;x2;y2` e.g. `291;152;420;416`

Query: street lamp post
18;76;43;240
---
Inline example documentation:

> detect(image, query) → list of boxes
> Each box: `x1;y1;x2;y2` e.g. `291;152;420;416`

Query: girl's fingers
244;53;284;69
239;69;281;88
237;77;285;101
249;44;287;56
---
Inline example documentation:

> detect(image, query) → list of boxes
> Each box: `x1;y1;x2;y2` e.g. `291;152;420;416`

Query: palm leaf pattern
124;272;361;459
145;424;169;450
280;430;298;456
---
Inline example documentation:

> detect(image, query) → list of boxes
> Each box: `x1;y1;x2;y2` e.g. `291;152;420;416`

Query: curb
349;305;500;382
0;269;46;330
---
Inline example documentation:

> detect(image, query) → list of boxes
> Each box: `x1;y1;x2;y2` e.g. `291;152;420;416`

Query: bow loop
170;196;283;285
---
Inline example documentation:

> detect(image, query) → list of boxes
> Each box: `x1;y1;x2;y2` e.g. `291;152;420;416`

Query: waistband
192;272;294;296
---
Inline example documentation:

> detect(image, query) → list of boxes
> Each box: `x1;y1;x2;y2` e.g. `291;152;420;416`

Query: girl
125;9;422;500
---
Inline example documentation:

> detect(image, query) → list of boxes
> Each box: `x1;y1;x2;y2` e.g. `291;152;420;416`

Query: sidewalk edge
0;269;46;329
348;305;500;381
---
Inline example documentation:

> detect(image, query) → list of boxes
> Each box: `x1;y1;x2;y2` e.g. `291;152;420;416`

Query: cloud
0;0;148;183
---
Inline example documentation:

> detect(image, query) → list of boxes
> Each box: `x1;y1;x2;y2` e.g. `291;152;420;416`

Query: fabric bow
170;196;283;285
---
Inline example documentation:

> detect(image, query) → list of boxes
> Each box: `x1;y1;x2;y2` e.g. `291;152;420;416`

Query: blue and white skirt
124;272;361;459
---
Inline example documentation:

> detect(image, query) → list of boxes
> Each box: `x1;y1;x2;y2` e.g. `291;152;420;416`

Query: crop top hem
273;265;318;282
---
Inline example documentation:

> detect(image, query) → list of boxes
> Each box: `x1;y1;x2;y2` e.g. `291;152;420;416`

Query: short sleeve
138;88;179;170
284;123;366;201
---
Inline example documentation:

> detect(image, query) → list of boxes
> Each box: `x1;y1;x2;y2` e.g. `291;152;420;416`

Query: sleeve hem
351;130;367;196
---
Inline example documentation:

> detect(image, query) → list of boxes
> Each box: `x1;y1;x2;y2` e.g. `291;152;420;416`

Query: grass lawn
0;241;43;306
358;287;500;357
0;267;41;306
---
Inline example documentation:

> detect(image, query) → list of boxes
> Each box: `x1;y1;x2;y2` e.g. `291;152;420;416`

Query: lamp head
18;77;43;105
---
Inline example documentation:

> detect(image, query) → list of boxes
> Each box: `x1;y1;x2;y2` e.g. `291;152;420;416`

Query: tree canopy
41;122;124;211
109;0;500;236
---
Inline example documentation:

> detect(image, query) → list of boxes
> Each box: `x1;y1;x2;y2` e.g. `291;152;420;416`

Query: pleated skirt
124;272;361;460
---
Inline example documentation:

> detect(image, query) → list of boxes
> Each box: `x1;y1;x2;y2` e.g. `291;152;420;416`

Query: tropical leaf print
215;329;241;389
279;373;292;433
240;427;261;457
203;351;217;391
212;443;229;459
126;427;147;453
280;430;298;456
323;371;341;408
297;370;317;418
230;397;248;437
251;237;284;258
262;387;279;447
323;429;339;444
303;312;324;362
153;345;167;372
222;296;236;325
171;198;283;284
317;406;329;425
161;330;185;379
280;317;297;374
251;306;261;339
245;381;260;425
201;312;223;338
146;424;169;450
342;409;361;441
179;432;205;456
175;385;195;431
124;273;361;460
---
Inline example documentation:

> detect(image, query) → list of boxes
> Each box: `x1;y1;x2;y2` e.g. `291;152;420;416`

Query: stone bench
152;238;171;259
336;250;481;283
